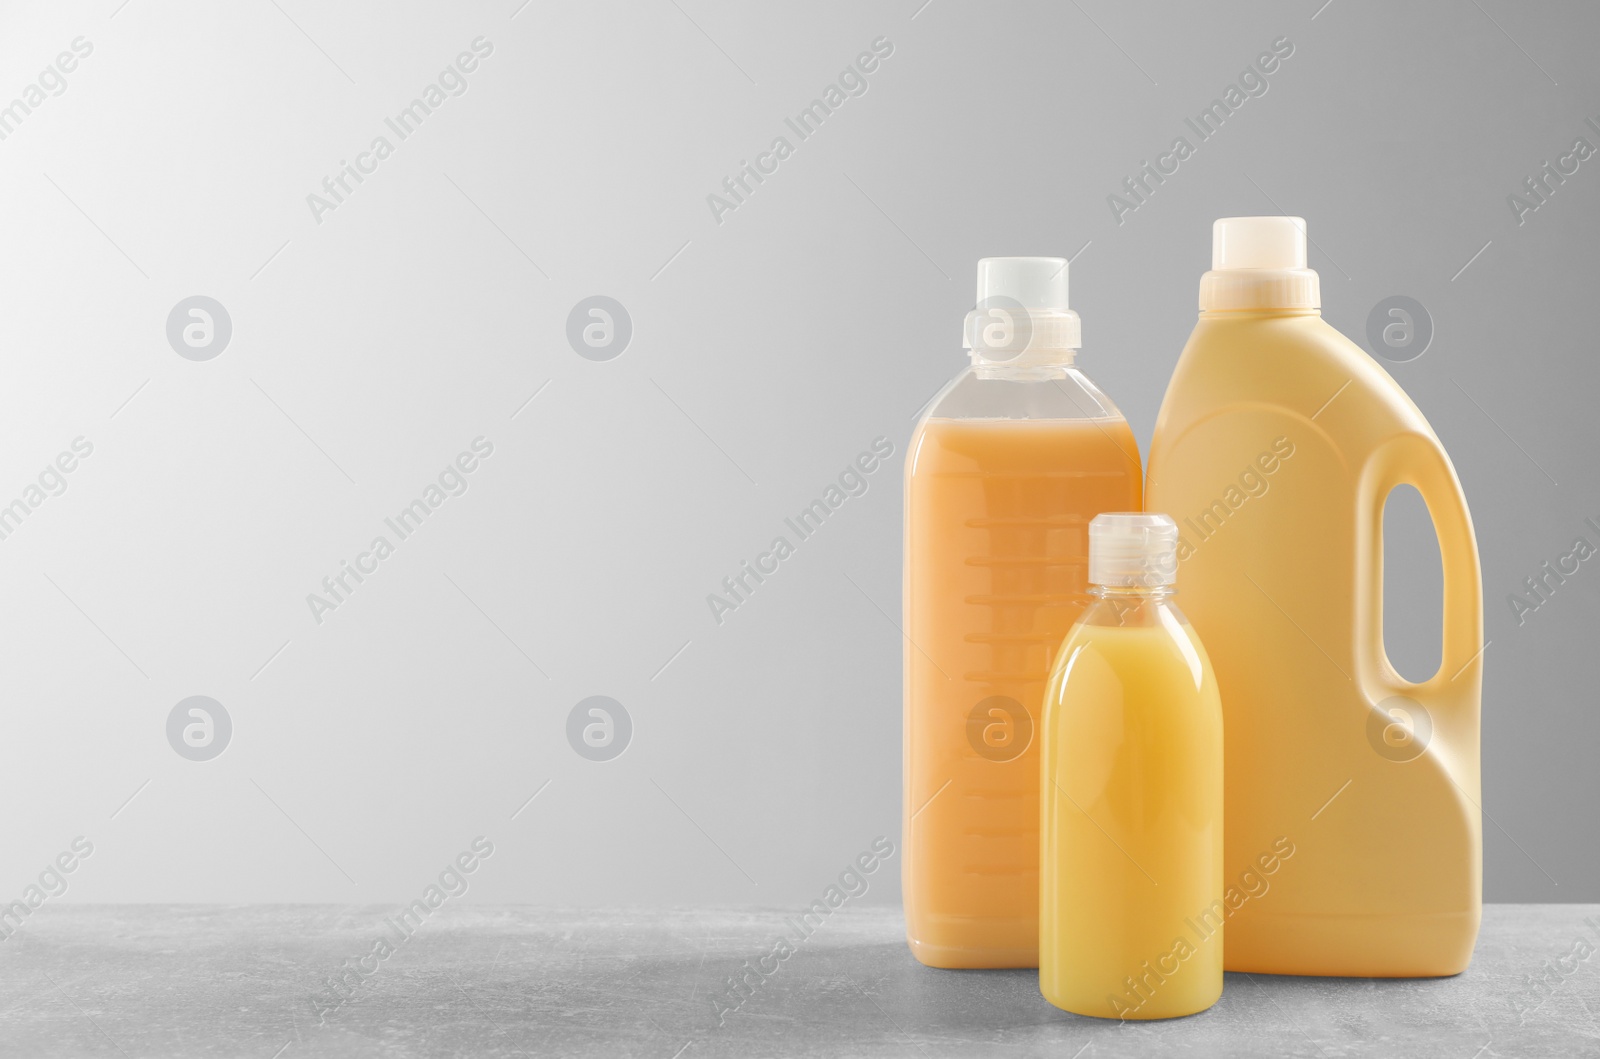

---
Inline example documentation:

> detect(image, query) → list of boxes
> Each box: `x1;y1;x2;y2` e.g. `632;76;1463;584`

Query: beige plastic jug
1146;217;1483;977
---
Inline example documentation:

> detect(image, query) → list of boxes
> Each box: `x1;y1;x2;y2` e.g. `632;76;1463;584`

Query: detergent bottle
1040;512;1223;1019
1146;217;1483;976
904;257;1142;968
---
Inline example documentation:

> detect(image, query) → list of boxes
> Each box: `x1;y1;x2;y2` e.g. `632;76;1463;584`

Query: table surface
1;904;1595;1057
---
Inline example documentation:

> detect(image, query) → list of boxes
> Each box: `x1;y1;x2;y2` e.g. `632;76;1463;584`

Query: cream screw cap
1199;216;1320;311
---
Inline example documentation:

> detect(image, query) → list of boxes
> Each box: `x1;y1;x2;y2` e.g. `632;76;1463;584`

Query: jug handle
1358;433;1484;704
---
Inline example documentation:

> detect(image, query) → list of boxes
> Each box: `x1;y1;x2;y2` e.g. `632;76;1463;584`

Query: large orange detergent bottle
903;258;1141;968
1147;217;1483;976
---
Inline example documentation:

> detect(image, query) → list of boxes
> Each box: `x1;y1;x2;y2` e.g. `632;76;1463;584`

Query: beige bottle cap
1199;216;1320;311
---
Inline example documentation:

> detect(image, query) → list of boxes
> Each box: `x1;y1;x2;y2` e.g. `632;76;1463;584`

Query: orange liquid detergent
904;416;1141;968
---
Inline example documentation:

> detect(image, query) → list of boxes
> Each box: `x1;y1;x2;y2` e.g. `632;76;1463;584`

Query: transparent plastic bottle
903;257;1142;969
1039;513;1223;1019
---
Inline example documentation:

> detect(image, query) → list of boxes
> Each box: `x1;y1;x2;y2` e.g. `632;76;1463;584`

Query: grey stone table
1;905;1595;1057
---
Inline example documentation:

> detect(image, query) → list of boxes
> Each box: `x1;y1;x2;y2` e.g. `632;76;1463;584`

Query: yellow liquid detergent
1040;514;1222;1019
1147;218;1483;977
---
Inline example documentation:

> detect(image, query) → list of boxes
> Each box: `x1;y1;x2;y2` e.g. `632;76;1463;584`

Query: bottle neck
1197;307;1321;320
971;359;1074;381
1198;266;1320;312
1091;584;1174;601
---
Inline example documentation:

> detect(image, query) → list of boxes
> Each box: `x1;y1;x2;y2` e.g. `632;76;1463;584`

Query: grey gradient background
0;0;1594;911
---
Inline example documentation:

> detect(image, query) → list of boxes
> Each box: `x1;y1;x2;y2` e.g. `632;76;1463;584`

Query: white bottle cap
1212;215;1308;270
977;256;1070;310
1199;216;1320;311
1088;512;1180;588
963;256;1082;365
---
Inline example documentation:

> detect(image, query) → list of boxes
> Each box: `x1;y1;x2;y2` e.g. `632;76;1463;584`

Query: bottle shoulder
1072;594;1188;629
1152;312;1439;454
909;368;1143;483
925;365;1127;422
1049;600;1218;700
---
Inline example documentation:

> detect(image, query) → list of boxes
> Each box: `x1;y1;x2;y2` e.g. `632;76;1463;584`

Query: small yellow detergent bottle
1040;513;1223;1020
1147;217;1483;977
